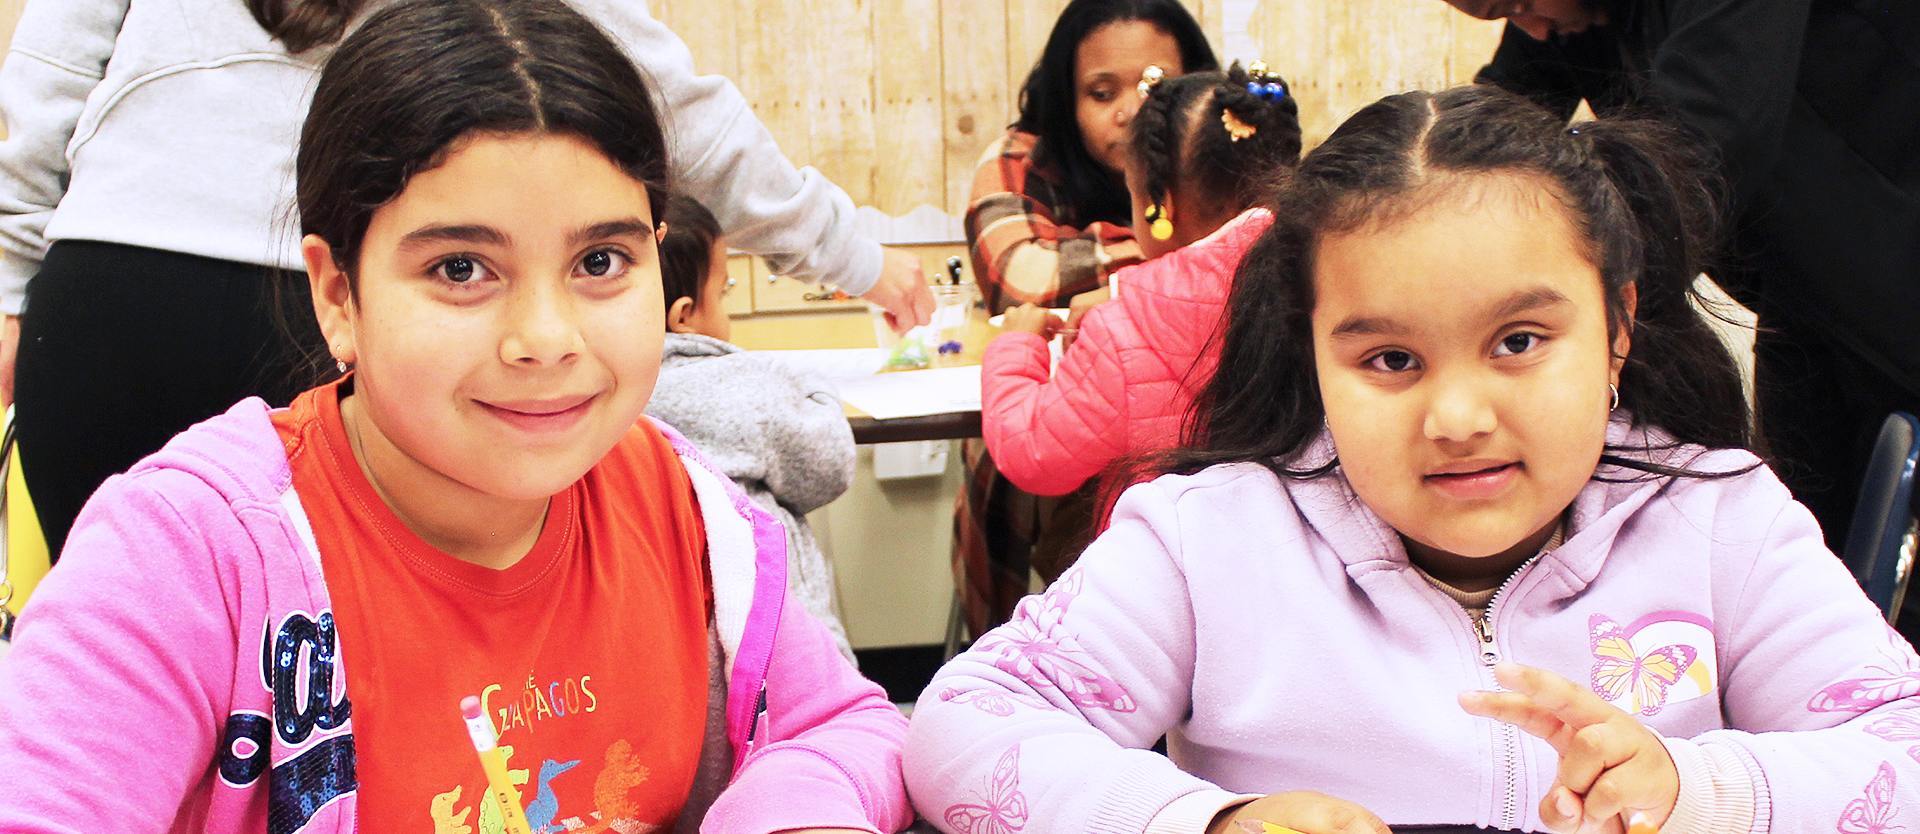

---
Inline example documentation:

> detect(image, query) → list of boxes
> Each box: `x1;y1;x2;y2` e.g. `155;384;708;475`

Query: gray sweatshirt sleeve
570;0;884;296
0;0;129;315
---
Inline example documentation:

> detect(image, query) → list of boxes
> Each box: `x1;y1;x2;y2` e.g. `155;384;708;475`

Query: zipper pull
1473;614;1499;666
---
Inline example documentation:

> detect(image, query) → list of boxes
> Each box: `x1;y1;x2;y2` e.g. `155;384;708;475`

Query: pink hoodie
982;209;1273;496
0;398;912;834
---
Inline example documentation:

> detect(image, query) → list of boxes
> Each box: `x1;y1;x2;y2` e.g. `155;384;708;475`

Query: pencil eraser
460;695;481;720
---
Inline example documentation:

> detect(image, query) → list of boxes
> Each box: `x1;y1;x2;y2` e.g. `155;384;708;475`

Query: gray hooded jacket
646;332;858;661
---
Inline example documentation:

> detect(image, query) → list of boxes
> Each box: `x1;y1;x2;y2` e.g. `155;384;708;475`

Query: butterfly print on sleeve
945;745;1029;834
1810;645;1920;713
936;687;1052;716
971;571;1137;712
1836;761;1900;834
1866;712;1920;764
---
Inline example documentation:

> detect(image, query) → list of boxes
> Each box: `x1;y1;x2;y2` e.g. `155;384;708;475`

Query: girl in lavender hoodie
0;1;911;832
906;85;1920;834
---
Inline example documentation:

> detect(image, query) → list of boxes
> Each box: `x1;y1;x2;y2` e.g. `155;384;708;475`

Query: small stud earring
1609;383;1620;412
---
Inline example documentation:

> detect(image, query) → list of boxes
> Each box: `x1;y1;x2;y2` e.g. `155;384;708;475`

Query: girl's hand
1000;303;1063;339
1061;286;1110;350
1206;791;1390;834
1459;661;1678;834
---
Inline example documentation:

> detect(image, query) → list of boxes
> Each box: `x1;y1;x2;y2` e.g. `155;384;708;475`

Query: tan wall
653;0;1509;219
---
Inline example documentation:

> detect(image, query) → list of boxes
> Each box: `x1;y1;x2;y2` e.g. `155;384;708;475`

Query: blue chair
1840;412;1919;625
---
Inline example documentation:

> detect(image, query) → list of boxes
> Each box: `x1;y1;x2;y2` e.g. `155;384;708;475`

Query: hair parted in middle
295;0;670;286
1167;84;1752;486
1128;61;1303;223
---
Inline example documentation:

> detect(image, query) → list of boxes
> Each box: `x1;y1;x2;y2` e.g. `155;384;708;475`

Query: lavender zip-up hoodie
905;421;1920;833
0;397;912;834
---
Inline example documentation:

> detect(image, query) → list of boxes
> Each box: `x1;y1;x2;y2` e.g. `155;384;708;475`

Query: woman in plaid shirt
966;0;1216;314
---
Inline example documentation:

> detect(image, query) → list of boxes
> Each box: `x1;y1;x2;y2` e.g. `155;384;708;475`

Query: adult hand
1;313;17;410
1206;791;1391;834
861;247;934;335
1062;286;1111;350
1459;661;1679;834
1000;303;1062;340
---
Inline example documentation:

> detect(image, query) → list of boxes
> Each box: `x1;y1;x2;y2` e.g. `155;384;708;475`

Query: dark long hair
297;0;668;282
1012;0;1217;227
280;0;669;385
1129;63;1302;221
659;194;723;318
246;0;366;52
1165;85;1752;487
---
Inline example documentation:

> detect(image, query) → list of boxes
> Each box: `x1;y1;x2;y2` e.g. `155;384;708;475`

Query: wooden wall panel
654;0;740;80
807;0;878;207
734;0;815;183
658;0;1514;235
872;0;947;216
939;0;1012;217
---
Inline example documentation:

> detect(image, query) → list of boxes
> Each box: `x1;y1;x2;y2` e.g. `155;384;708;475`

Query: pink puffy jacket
981;208;1272;495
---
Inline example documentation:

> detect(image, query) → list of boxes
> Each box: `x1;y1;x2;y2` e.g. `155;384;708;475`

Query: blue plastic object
1840;412;1919;625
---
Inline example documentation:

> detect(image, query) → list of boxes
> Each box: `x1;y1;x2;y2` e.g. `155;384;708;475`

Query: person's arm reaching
570;0;931;330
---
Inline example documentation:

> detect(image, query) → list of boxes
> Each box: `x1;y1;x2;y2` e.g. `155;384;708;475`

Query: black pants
14;241;327;556
1754;314;1920;647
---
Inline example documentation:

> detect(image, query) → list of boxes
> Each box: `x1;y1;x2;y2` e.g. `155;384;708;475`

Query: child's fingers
1493;661;1621;730
1457;690;1579;753
1538;784;1586;834
1230;791;1391;834
1553;721;1643;800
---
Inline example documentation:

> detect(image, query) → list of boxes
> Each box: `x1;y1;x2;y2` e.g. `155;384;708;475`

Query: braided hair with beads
1127;61;1303;233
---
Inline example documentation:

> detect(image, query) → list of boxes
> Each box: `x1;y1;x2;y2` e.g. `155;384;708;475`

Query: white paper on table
832;365;983;420
750;348;889;382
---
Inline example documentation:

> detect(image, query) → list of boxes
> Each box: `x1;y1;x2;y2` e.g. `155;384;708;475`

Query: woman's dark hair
1013;0;1218;227
297;0;669;282
659;194;724;318
247;0;366;53
1129;63;1302;222
1160;85;1752;489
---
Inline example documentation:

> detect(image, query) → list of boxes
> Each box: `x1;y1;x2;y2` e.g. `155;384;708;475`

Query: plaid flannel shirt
964;130;1142;313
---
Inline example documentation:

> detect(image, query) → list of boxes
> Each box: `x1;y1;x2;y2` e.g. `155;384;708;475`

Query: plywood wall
654;0;1508;226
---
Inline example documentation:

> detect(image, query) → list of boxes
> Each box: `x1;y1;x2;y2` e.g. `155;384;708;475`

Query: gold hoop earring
1609;383;1620;412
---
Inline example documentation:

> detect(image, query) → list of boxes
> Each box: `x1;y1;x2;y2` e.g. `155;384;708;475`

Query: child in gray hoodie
646;195;859;662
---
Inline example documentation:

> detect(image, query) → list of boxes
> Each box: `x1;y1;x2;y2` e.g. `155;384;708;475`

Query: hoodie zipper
1469;554;1539;832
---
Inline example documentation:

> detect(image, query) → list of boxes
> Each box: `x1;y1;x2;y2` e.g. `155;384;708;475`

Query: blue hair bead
1247;81;1264;97
1264;82;1286;100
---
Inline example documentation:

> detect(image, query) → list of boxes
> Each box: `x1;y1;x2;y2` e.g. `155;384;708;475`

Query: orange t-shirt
273;381;710;833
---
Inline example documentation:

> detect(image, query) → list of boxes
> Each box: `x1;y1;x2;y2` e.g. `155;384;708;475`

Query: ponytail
246;0;366;52
1578;119;1754;458
1128;62;1303;220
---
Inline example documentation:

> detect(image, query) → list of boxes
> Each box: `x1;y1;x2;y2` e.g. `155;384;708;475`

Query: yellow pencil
461;695;535;834
1235;821;1308;834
